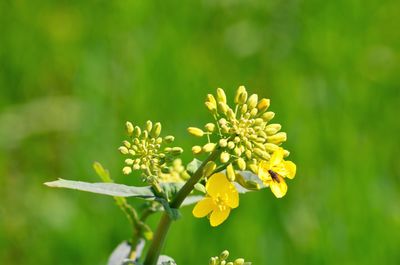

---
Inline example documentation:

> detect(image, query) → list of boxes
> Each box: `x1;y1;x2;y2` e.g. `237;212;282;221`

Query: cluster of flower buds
188;86;289;179
119;120;188;183
209;250;250;265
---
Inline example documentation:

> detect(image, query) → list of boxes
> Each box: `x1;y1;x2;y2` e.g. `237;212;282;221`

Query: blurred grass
0;0;399;264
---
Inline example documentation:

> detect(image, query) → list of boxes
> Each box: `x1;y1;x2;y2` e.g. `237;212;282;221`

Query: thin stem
143;149;221;265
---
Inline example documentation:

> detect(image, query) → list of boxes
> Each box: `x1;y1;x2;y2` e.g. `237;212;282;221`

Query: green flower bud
241;103;248;114
216;88;227;104
267;132;287;144
220;250;229;261
164;135;175;143
205;101;217;113
151;122;162;138
171;147;184;155
192;145;202;154
205;123;215;132
206;94;217;106
227;141;235;149
283;149;290;157
257;98;270;112
203;143;216;152
122;166;132;175
234;258;245;265
220;152;230;163
123;140;131;148
261;111;275;122
134;126;141;137
234;85;247;104
219;138;228;147
226;163;236;181
218;102;228;114
125;159;134;165
118;146;129;155
194;183;206;193
265;123;282;135
247;94;258;109
237;157;246;170
126;121;134;135
250;108;258;117
264;143;279;152
227;262;233;265
188;127;205;137
146;120;153;132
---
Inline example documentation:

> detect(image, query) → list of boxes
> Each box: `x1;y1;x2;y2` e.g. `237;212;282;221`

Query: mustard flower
258;148;296;198
193;173;239;226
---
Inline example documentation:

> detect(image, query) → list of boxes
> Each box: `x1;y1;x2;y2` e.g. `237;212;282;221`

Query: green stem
143;149;221;265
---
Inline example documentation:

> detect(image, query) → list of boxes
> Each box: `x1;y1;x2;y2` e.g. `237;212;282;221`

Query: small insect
268;170;280;183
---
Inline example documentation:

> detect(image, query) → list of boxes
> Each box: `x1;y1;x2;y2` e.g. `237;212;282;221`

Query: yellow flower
192;173;239;226
259;148;296;198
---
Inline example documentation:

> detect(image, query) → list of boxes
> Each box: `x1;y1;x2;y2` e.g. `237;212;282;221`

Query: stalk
143;149;221;265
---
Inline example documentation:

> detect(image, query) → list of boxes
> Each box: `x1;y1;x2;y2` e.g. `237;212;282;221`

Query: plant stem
143;149;221;265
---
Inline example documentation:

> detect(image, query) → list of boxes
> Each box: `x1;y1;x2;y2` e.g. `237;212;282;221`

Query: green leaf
186;158;202;175
44;179;155;198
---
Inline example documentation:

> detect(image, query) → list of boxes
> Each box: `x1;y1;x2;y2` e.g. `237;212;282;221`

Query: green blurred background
1;0;399;264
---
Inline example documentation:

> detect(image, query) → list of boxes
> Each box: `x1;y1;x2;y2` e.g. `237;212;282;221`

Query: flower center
213;193;229;211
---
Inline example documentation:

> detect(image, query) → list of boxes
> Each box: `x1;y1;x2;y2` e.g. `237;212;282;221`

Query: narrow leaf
44;179;155;198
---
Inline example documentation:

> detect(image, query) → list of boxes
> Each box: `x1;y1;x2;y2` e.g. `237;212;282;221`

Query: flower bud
261;111;275;122
241;103;248;114
192;145;202;154
237;157;246;170
220;152;230;163
187;127;204;137
146;120;153;132
206;94;217;106
125;121;134;135
267;132;287;144
234;258;245;265
122;166;132;175
194;183;206;193
218;102;228;114
234;85;247;104
171;147;184;155
250;107;258;117
164;135;175;143
264;143;279;152
226;163;236;181
283;149;290;157
125;159;134;165
216;88;227;104
151;122;162;138
203;143;216;152
219;138;228;147
134;126;141;137
227;141;235;149
265;123;282;135
118;146;129;155
123;140;131;148
247;94;258;109
220;250;229;260
257;98;270;113
205;101;217;113
205;123;215;132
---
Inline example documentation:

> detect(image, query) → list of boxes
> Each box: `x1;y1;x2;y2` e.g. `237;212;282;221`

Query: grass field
1;0;399;264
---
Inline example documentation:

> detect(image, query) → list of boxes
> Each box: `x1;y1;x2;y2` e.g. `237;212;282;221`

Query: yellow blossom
258;148;296;198
192;173;239;226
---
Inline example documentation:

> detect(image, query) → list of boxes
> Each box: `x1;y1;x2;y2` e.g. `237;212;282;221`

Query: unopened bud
134;126;141;137
203;143;216;152
257;98;270;113
247;94;258;109
220;152;230;163
241;103;248;114
237;158;246;170
216;88;227;104
234;258;245;265
250;108;258;117
188;127;204;137
205;101;217;113
234;85;247;104
220;250;229;260
123;140;131;148
125;159;134;165
283;149;290;157
146;120;153;132
264;143;279;152
164;135;175;143
126;121;134;135
171;147;183;155
192;145;202;154
151;122;162;138
261;111;275;122
227;141;235;149
219;139;228;147
267;132;287;144
226;163;236;181
218;102;228;114
118;146;129;155
194;183;206;193
122;166;132;175
265;124;282;135
205;123;215;132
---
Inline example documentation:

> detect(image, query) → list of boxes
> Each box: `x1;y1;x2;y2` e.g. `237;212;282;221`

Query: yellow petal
210;207;231;227
193;197;215;218
226;185;239;209
258;160;271;182
270;176;287;198
283;161;296;179
206;173;230;197
270;148;284;166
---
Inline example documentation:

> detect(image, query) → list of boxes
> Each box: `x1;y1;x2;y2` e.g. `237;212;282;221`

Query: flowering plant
45;86;296;265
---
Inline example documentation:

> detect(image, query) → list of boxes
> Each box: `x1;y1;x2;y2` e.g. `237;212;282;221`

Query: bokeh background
1;0;399;264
